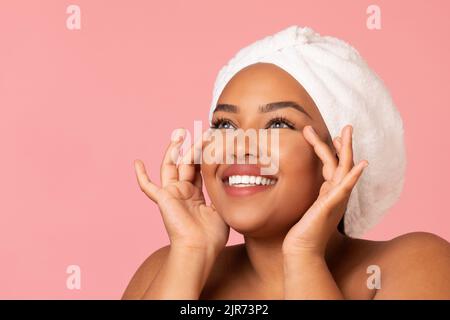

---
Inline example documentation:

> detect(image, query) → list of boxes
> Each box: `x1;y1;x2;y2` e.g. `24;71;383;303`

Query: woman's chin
219;207;276;234
218;203;306;238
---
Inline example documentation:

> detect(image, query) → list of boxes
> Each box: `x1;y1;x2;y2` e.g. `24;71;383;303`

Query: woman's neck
242;229;346;293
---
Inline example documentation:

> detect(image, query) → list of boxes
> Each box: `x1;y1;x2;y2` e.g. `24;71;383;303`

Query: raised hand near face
282;124;369;257
134;129;230;257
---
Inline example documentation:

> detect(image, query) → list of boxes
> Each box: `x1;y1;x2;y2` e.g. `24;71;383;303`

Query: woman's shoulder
346;232;450;299
122;245;171;299
351;231;450;264
122;244;244;299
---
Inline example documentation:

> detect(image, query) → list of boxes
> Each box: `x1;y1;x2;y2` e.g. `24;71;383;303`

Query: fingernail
173;128;186;142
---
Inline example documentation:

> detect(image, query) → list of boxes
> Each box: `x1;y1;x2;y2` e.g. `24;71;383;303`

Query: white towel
208;25;406;237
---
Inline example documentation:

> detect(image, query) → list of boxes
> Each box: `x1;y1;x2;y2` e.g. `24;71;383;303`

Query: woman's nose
226;129;259;164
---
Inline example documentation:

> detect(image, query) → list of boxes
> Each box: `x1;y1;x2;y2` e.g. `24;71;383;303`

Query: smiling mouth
223;175;277;187
221;175;278;197
219;164;278;196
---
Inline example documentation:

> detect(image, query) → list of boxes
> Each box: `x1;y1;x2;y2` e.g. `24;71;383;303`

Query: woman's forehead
217;63;318;117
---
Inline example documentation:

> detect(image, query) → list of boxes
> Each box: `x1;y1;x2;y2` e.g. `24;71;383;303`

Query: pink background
1;0;449;299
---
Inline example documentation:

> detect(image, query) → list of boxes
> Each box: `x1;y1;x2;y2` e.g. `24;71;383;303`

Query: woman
123;26;450;299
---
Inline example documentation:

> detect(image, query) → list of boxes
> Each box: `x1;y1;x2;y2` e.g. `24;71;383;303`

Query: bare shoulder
122;245;171;300
362;232;450;299
122;244;244;300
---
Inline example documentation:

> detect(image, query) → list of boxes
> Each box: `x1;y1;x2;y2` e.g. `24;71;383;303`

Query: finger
303;126;338;181
333;136;342;155
193;164;203;189
134;159;161;202
338;160;368;195
332;125;354;184
332;137;341;162
179;129;213;165
160;128;185;187
320;160;369;214
178;130;212;183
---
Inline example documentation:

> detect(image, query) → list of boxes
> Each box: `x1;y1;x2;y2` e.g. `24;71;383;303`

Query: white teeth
227;175;277;186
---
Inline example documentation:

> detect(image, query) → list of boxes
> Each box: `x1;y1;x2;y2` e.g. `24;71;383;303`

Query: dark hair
334;152;346;235
337;216;345;235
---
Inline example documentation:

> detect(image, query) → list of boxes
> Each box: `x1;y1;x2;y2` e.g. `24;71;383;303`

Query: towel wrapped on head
208;25;406;237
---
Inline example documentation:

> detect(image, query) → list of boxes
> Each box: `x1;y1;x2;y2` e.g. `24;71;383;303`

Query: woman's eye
220;121;234;129
269;121;289;129
211;119;236;130
267;119;294;129
212;117;295;130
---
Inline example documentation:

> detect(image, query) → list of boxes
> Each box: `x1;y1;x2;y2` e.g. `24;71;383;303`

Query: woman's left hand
282;124;369;257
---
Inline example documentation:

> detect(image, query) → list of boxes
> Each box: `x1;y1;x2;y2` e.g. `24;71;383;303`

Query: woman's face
201;62;335;238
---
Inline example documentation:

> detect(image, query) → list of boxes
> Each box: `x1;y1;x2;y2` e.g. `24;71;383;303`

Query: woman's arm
124;129;229;299
283;253;344;299
122;245;219;299
282;124;366;299
141;245;218;299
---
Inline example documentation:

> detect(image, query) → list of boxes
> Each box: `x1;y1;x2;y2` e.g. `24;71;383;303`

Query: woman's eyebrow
214;104;239;113
214;101;312;119
259;101;312;119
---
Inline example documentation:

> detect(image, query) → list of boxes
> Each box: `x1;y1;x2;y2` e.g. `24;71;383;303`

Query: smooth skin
123;63;450;300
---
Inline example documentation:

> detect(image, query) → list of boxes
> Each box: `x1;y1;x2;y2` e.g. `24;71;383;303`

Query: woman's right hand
134;128;230;258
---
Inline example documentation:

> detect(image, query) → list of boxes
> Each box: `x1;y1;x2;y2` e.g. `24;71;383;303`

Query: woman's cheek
201;163;218;196
277;132;318;174
276;134;324;213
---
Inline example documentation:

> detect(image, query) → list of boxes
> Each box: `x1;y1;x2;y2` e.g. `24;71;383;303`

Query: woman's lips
221;164;278;197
